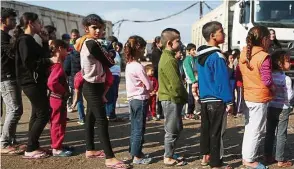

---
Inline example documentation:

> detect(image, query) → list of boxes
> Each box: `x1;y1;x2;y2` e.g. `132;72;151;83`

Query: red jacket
148;76;158;93
47;63;68;98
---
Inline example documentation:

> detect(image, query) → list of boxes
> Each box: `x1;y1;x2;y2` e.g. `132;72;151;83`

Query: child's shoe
52;149;72;157
77;120;85;125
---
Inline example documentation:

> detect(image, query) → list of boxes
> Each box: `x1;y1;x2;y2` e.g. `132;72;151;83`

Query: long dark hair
152;36;161;50
13;12;39;40
245;26;270;69
124;35;146;63
269;29;282;48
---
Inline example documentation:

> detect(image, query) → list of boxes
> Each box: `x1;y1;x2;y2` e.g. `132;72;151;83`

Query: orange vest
239;46;272;103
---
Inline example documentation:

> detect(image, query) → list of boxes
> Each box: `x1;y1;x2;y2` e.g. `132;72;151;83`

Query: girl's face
147;69;154;76
228;55;234;64
29;19;42;34
86;24;105;39
57;47;68;62
270;30;276;41
282;55;291;71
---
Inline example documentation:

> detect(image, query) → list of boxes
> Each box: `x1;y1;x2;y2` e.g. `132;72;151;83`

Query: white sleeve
285;76;294;102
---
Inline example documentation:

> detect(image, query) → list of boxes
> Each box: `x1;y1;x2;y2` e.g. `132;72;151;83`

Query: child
196;21;233;169
183;43;197;120
145;64;159;121
47;40;72;157
233;49;244;117
264;50;293;168
237;26;273;169
158;28;188;166
75;14;129;169
125;35;152;165
224;51;236;116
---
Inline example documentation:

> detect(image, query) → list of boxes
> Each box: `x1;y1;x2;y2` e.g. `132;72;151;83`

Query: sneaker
152;117;160;121
67;107;73;113
77;120;85;125
133;157;152;165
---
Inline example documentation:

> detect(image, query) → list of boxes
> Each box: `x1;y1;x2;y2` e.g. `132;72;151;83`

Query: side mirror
288;42;294;50
239;1;245;23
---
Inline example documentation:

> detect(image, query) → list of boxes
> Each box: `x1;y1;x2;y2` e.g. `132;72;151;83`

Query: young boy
145;64;159;121
196;21;233;169
183;43;197;120
158;28;188;166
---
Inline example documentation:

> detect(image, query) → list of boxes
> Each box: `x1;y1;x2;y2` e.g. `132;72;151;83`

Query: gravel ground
1;79;294;169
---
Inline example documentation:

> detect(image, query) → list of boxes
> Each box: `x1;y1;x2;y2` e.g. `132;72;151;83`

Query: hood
74;34;93;52
196;45;222;66
240;46;265;64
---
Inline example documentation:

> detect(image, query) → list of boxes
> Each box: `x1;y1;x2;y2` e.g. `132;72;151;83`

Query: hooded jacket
196;45;233;105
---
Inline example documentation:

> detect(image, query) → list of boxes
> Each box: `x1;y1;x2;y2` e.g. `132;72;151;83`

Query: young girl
224;51;236;116
264;50;293;168
145;64;159;121
237;26;273;169
14;12;54;159
47;40;72;157
125;35;152;165
75;14;129;169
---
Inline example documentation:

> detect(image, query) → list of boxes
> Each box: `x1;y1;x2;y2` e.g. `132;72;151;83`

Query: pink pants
50;97;67;149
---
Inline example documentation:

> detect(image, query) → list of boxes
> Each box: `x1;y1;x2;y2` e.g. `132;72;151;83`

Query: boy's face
85;24;105;39
1;16;17;30
71;32;80;41
213;27;225;44
167;36;181;52
175;50;182;60
189;48;197;57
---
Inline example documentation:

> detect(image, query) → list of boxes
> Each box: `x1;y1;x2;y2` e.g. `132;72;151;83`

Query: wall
1;1;113;38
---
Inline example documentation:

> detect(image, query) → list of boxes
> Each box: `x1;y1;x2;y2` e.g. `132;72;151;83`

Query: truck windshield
254;1;294;27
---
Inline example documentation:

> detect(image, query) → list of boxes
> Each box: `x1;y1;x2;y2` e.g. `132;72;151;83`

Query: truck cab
232;0;294;78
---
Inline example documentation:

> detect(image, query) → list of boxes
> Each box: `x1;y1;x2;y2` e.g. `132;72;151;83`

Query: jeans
242;101;268;162
129;99;148;157
200;101;226;167
22;83;50;152
161;101;184;158
264;107;290;161
75;90;85;121
0;80;23;147
106;75;120;119
83;81;115;159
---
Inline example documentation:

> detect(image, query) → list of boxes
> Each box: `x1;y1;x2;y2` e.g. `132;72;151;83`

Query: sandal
264;156;277;165
106;161;131;169
1;145;25;155
22;151;50;159
277;161;292;168
86;150;105;158
164;159;188;167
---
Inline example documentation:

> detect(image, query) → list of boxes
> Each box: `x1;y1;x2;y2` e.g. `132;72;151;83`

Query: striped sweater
158;50;188;104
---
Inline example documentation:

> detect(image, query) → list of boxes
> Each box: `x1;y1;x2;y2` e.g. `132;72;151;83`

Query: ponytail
246;33;253;70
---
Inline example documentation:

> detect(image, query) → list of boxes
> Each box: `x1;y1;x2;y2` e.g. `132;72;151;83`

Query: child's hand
192;83;199;99
71;101;77;110
102;96;108;103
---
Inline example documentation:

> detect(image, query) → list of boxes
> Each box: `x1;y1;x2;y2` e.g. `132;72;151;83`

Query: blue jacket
196;45;233;105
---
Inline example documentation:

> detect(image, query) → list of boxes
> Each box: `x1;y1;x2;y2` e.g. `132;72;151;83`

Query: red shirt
148;76;158;92
74;66;113;90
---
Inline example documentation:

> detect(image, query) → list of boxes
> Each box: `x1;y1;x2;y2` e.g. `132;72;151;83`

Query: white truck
192;0;294;76
1;1;113;39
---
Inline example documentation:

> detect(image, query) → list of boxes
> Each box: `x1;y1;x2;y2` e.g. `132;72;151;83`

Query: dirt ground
1;79;294;169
